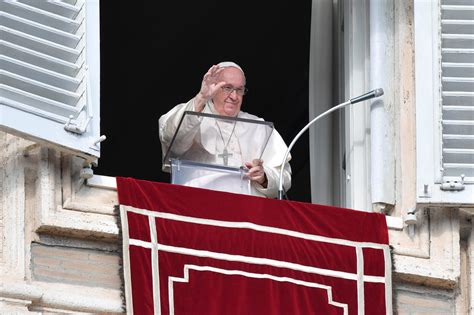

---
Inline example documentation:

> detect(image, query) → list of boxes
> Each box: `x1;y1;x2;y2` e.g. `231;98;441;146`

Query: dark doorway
96;1;312;202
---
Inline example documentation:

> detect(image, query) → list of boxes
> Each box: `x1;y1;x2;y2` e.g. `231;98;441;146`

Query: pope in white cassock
159;61;291;198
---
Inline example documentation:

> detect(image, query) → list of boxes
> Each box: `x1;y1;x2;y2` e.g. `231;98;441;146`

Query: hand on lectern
245;159;268;188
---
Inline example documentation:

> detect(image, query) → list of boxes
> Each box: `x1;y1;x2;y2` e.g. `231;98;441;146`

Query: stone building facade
0;135;470;313
1;0;473;313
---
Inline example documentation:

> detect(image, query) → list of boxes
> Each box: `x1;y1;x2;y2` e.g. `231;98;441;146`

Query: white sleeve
158;99;202;167
253;129;292;198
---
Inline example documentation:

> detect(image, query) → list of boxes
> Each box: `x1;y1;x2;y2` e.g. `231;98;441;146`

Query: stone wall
0;132;122;313
31;239;121;290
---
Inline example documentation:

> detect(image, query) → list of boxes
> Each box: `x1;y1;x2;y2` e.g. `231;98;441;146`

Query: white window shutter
415;0;474;205
441;1;474;185
0;0;101;160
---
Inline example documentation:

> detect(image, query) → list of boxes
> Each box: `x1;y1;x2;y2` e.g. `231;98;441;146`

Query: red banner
117;177;391;315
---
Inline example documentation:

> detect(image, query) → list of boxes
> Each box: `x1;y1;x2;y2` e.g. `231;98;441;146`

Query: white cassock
159;99;292;198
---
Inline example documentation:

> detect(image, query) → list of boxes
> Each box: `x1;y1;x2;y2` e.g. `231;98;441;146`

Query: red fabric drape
117;177;390;315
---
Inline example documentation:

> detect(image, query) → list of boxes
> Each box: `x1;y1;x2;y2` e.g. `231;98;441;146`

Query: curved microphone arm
277;100;350;200
277;88;384;200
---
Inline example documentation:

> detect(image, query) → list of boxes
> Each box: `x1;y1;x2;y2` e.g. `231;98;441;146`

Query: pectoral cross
218;148;233;166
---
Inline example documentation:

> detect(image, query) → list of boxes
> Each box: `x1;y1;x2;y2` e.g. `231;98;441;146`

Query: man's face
212;67;245;117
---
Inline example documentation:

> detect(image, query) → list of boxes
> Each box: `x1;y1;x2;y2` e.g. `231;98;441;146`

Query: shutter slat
444;134;474;148
444;163;474;168
442;5;474;20
443;105;474;121
1;71;81;105
0;96;73;123
442;80;474;91
443;149;474;165
1;41;80;76
60;0;78;6
444;148;474;154
442;92;474;106
443;119;474;125
444;134;474;139
1;27;81;62
1;55;81;91
441;62;474;77
17;0;81;19
442;76;474;91
2;11;81;48
443;0;474;5
442;49;474;63
2;0;81;33
443;126;474;138
443;91;474;96
443;163;474;179
442;34;474;48
442;20;474;34
1;85;79;117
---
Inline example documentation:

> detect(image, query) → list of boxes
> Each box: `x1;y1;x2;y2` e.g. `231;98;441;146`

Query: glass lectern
162;111;274;195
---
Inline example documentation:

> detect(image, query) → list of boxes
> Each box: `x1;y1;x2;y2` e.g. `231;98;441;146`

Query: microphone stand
277;89;384;200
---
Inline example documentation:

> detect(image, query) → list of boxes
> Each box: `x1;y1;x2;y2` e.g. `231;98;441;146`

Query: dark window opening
97;1;312;202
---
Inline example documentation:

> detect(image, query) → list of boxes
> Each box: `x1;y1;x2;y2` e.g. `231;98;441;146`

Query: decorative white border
126;206;390;250
168;265;349;315
128;239;384;283
121;205;392;315
120;206;134;315
148;216;161;315
356;247;365;312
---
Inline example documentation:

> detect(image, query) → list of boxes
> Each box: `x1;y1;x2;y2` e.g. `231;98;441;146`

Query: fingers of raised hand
210;65;223;76
204;65;222;81
202;66;225;96
213;81;226;91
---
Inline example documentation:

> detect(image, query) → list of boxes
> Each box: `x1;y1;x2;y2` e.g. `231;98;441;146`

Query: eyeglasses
221;86;248;96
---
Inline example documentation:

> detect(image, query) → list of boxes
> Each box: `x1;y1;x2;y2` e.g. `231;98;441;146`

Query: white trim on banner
120;205;134;315
148;216;161;315
356;247;365;315
125;206;391;250
168;265;349;315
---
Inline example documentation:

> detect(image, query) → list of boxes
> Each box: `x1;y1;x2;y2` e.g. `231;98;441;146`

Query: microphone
277;88;384;200
350;88;384;105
